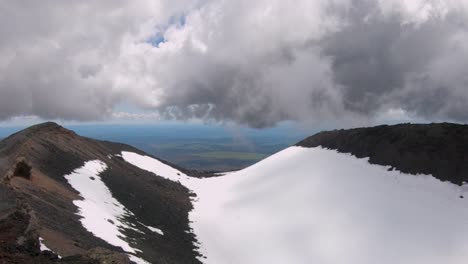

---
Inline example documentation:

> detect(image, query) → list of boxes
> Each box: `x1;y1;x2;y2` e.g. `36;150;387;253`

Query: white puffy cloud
1;0;468;127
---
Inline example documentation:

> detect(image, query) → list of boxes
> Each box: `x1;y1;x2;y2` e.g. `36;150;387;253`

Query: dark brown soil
297;123;468;185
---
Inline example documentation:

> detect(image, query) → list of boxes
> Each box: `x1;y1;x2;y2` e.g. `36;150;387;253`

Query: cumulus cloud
0;0;468;127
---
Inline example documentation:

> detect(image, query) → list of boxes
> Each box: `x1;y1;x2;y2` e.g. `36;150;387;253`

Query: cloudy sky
1;0;468;128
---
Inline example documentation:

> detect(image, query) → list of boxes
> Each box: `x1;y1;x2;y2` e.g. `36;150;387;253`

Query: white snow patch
39;237;61;258
39;236;52;252
122;147;468;264
64;160;153;264
144;224;164;236
121;152;183;181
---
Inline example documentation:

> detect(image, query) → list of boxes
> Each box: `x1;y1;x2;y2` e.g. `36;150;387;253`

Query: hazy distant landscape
0;122;308;171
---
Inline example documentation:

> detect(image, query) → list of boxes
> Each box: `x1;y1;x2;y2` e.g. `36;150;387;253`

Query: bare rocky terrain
0;122;206;263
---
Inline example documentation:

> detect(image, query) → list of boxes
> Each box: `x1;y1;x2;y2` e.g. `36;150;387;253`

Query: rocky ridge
297;123;468;185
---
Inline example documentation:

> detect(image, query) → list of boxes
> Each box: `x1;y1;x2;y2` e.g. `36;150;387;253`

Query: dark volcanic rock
13;158;32;179
0;122;203;263
297;123;468;185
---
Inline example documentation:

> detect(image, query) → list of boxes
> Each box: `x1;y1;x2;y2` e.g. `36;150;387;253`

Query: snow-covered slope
65;160;157;264
123;147;468;264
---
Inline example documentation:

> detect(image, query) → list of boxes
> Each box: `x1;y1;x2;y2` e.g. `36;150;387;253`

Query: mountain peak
30;121;63;129
18;121;75;136
1;122;77;151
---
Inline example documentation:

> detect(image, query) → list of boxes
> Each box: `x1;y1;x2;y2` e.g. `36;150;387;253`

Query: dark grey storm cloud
1;0;468;127
323;0;468;121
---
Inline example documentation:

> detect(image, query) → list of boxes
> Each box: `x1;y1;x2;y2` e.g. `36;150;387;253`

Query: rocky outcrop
13;158;32;179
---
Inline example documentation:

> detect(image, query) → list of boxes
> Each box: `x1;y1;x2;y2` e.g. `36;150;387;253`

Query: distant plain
0;122;309;171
